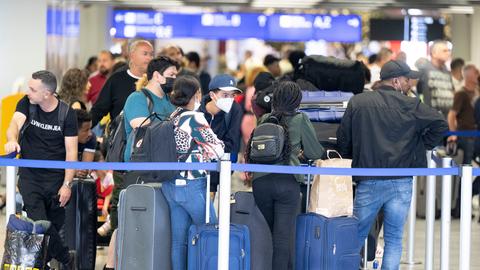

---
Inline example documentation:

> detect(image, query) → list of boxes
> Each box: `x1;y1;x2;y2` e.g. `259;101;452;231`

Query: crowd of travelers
7;38;480;270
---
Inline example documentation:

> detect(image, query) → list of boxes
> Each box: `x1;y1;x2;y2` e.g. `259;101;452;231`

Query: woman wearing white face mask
199;74;243;196
164;75;225;270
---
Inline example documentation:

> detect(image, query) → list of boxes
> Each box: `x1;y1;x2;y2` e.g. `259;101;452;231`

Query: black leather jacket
337;85;448;180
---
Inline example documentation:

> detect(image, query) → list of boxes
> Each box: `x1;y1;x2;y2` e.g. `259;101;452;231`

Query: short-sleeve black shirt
16;96;78;185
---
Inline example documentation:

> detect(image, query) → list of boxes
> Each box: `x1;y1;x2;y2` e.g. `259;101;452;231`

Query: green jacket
252;112;325;182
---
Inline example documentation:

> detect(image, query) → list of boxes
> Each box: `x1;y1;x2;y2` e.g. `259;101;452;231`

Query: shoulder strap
141;89;155;114
19;103;37;140
224;111;231;128
57;100;69;136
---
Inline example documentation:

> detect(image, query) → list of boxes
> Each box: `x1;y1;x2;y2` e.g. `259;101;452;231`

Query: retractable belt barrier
0;153;477;270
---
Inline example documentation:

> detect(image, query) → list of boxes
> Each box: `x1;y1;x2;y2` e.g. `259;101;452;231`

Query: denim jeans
162;177;217;270
354;178;412;270
252;174;300;270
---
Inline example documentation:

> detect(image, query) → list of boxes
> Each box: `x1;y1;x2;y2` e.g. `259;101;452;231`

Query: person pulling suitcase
163;76;225;270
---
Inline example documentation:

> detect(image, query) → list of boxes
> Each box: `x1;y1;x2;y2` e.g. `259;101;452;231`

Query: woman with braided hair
246;81;325;270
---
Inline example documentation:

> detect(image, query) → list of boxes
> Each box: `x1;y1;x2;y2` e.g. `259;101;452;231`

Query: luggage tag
175;179;187;186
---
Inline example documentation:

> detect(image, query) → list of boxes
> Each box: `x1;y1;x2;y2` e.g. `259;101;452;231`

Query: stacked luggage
299;91;353;150
294;55;366;150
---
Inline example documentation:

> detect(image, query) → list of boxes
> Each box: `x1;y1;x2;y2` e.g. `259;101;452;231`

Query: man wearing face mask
199;74;243;195
337;60;448;270
101;57;178;270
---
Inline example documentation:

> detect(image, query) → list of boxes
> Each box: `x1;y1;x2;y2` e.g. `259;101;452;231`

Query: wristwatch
63;181;73;189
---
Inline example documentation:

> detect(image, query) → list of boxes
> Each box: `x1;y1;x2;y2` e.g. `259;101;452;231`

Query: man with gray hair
4;70;78;269
417;40;455;117
90;39;154;126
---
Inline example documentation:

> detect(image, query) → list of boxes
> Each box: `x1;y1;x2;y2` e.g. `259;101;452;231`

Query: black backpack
248;116;287;164
105;89;154;162
127;109;193;184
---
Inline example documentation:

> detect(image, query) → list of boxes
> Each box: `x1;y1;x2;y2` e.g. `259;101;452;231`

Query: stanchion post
6;166;16;221
362;238;368;269
440;157;452;270
402;176;421;265
425;151;436;270
459;165;472;270
218;153;232;270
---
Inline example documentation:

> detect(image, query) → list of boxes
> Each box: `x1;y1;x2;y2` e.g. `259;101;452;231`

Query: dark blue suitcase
296;163;360;270
187;174;251;270
296;213;360;270
187;223;251;270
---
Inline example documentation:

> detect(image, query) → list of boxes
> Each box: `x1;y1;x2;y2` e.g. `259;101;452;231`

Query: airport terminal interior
3;0;480;269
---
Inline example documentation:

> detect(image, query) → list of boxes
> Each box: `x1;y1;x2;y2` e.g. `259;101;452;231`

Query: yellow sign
0;93;24;155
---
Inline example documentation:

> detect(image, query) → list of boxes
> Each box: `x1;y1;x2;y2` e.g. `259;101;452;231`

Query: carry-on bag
230;192;272;270
188;174;251;270
115;183;172;270
63;178;97;270
2;215;50;270
308;152;353;217
296;162;360;270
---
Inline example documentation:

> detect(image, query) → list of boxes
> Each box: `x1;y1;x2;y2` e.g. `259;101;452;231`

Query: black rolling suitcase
230;192;273;270
63;179;97;270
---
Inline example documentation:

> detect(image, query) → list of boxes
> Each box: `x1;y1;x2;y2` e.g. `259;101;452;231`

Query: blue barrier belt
445;131;480;137
473;168;480;176
0;157;461;176
0;158;218;172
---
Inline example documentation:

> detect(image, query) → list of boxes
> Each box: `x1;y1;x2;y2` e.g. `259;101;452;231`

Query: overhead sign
112;10;361;42
47;8;80;37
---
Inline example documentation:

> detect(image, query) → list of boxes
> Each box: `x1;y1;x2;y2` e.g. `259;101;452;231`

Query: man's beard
99;67;109;75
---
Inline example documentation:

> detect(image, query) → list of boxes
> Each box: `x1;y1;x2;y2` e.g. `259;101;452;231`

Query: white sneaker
97;219;112;237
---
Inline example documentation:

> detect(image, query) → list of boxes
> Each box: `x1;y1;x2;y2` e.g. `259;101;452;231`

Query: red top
88;73;108;104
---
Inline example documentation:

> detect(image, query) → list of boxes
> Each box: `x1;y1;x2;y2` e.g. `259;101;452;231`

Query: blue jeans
162;177;217;270
354;178;412;270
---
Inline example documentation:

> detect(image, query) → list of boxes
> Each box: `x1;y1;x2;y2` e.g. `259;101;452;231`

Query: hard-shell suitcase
296;164;360;270
63;179;97;270
187;224;250;270
301;90;353;105
187;174;251;270
230;192;272;270
115;183;171;270
299;108;346;123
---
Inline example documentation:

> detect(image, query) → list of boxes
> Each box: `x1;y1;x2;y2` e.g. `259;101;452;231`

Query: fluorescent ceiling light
407;8;423;16
439;5;474;14
252;0;320;8
185;0;249;3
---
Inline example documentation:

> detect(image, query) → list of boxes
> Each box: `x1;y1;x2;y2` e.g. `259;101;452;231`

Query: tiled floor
1;173;479;270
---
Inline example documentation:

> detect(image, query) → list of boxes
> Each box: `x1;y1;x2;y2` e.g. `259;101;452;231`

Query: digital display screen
112;10;362;42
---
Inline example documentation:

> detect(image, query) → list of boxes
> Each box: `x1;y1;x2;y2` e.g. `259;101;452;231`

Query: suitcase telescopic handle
205;172;211;224
305;159;314;211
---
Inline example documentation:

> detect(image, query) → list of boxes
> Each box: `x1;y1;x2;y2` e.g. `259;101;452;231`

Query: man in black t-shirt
5;70;78;269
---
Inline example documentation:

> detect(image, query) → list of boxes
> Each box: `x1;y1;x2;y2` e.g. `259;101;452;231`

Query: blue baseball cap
208;74;242;93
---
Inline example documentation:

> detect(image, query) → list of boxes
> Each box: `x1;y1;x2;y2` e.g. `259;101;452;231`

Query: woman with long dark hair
246;81;325;270
164;75;224;270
